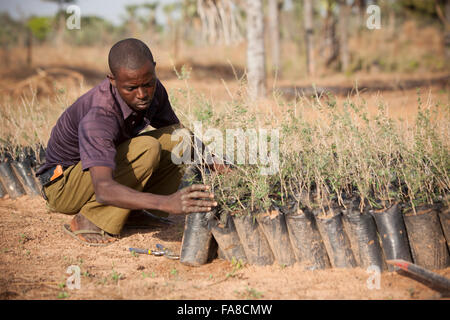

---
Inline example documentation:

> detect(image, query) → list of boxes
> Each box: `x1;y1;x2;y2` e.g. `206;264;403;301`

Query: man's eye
127;87;135;91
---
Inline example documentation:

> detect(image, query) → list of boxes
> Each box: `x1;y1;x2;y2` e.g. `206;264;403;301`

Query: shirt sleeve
78;107;120;171
150;80;180;128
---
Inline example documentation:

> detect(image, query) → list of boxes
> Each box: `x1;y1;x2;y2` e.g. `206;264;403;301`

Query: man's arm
89;166;217;214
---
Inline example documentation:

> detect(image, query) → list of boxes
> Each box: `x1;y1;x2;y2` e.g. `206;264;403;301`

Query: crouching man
36;38;222;246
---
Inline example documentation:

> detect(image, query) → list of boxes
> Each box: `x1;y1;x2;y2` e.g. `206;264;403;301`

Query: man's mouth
136;101;150;107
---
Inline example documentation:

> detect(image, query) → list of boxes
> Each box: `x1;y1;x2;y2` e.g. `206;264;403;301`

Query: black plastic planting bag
210;212;247;263
0;160;26;199
284;207;331;270
314;208;357;269
180;210;217;266
179;165;217;266
233;214;274;266
256;208;296;266
343;208;387;271
404;206;450;270
0;180;6;199
370;203;412;271
11;153;41;196
439;207;450;250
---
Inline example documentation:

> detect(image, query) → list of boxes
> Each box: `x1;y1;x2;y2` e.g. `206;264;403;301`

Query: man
36;38;220;246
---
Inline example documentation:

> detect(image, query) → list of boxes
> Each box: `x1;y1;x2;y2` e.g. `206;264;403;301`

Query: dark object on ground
233;213;274;266
404;205;450;270
315;208;357;269
370;203;413;271
387;259;450;294
284;206;331;270
256;208;296;266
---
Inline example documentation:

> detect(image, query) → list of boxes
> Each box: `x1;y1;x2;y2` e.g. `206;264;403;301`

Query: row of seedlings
178;160;449;271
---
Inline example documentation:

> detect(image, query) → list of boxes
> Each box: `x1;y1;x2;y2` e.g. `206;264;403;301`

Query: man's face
108;60;157;112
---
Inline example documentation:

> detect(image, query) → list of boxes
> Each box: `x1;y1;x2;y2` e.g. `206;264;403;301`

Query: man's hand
164;184;217;214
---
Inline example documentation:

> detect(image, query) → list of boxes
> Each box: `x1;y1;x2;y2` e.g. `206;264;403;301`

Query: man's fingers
188;184;210;192
182;191;215;200
182;196;217;210
185;198;217;207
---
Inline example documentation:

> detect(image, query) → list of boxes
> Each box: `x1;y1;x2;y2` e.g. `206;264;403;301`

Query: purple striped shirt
36;78;179;175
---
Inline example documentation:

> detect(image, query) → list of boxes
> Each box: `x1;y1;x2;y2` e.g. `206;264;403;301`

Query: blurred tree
125;4;140;37
268;0;282;76
353;0;367;29
0;13;25;65
27;16;52;42
303;0;315;76
141;1;159;29
163;2;182;62
181;0;198;42
337;0;350;73
436;0;450;59
246;0;266;99
26;16;52;66
64;16;118;46
197;0;244;45
322;0;339;69
140;2;161;45
42;0;75;46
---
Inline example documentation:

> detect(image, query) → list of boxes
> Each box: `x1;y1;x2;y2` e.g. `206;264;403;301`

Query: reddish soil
0;196;449;300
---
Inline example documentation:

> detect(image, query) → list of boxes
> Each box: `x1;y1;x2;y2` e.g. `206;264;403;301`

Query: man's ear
107;73;116;87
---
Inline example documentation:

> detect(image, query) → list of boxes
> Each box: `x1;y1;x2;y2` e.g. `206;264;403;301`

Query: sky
0;0;177;25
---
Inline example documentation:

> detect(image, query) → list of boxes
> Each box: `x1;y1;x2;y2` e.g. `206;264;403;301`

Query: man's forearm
95;179;168;212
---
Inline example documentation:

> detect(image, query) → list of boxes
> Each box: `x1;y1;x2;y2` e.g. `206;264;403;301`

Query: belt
38;165;67;201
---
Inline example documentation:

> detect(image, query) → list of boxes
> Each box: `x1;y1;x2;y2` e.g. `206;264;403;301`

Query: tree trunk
445;0;450;60
268;0;281;77
246;0;266;100
354;0;366;29
324;0;339;68
303;0;315;76
338;0;350;73
26;27;32;67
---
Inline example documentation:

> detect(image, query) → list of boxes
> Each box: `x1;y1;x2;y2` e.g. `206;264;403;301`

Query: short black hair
108;38;155;76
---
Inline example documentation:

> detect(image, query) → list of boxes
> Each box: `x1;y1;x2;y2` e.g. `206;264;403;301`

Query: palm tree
246;0;266;100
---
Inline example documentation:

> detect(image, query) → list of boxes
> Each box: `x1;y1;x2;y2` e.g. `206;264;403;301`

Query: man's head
107;38;157;112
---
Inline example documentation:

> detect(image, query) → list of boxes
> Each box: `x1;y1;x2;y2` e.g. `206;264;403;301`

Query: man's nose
136;87;147;100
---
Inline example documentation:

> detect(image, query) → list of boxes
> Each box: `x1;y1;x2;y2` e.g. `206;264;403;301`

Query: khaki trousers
44;124;188;235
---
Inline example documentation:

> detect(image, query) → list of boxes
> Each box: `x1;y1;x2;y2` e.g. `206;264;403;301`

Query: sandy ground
0;195;449;300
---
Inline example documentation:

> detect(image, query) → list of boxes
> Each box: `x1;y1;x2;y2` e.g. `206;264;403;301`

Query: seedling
57;291;69;299
111;269;123;283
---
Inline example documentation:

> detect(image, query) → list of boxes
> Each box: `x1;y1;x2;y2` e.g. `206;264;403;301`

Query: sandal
63;224;116;247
